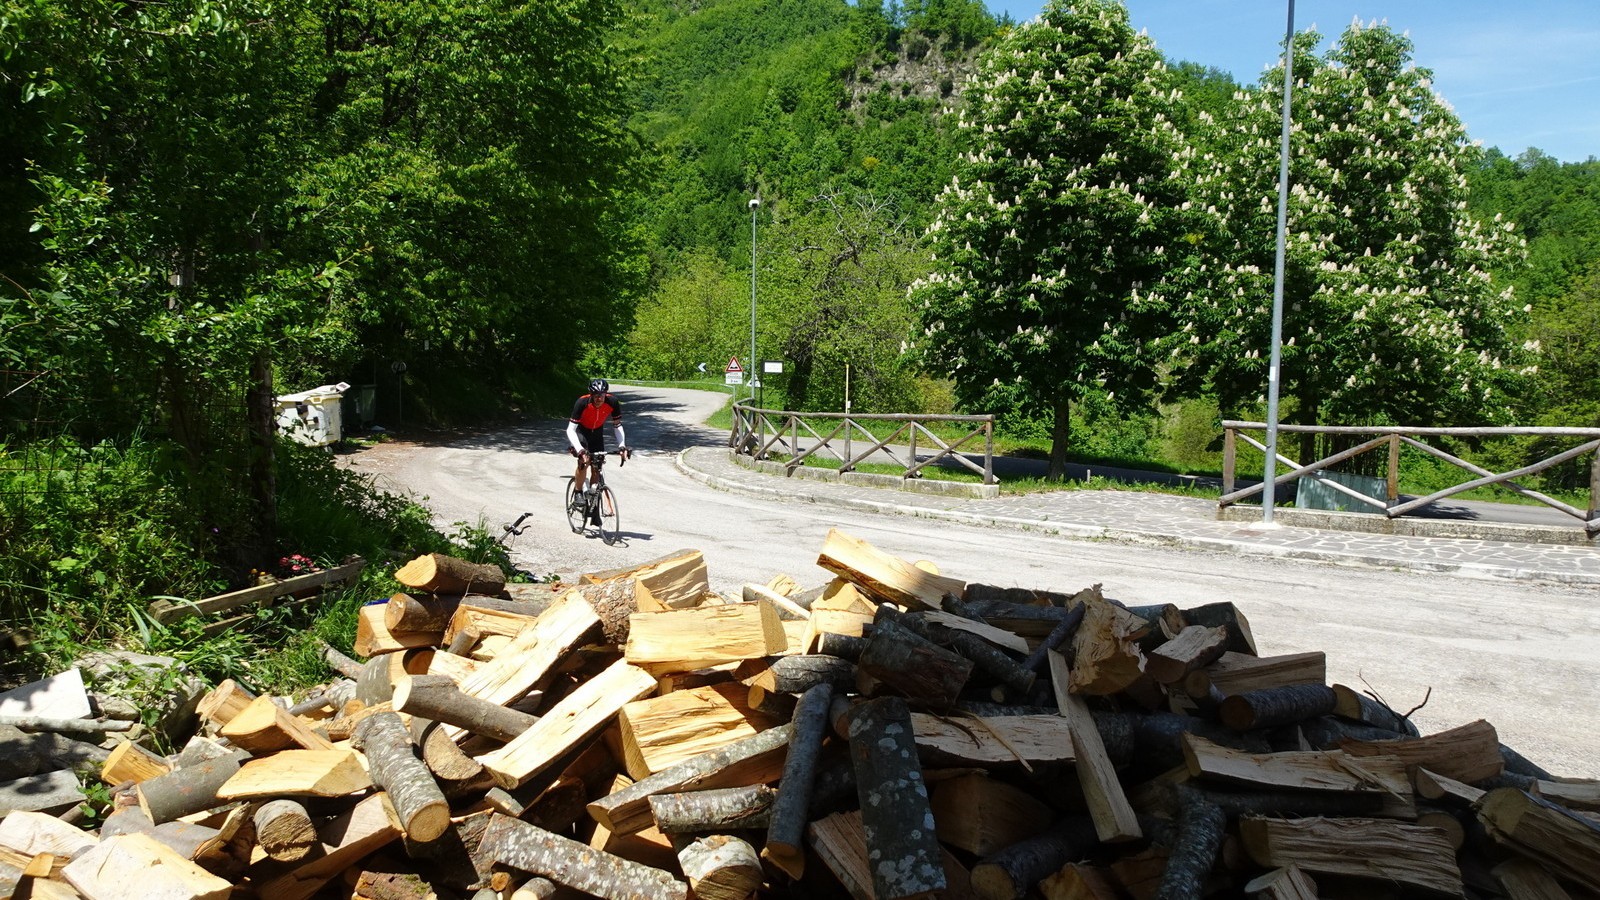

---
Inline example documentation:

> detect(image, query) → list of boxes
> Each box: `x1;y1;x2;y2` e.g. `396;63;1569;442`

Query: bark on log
847;696;946;900
948;598;1077;638
384;593;462;635
857;616;972;709
414;720;489;788
393;674;537;744
478;813;688;900
898;610;1036;698
1330;684;1420;737
351;712;451;843
814;633;867;662
970;816;1101;900
764;682;834;878
647;785;778;833
1179;602;1257;655
587;724;793;835
253;799;318;862
1475;787;1600;888
136;750;250;824
1152;787;1226;900
1219;685;1338;731
393;553;507;596
747;654;856;695
1020;603;1086;673
0;715;132;734
675;834;763;900
319;640;364;679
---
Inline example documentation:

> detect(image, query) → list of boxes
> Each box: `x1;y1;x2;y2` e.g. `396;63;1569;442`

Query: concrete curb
674;448;1600;587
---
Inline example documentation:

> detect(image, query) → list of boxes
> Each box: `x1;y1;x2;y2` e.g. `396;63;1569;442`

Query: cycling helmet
589;378;609;395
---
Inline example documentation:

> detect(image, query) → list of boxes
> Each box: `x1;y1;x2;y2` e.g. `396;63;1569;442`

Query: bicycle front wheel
564;479;585;534
598;486;620;544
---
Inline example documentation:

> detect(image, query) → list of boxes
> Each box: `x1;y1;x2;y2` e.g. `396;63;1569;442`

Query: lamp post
1262;0;1295;526
749;196;760;406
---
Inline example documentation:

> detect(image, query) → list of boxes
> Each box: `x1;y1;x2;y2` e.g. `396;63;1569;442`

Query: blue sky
980;0;1600;163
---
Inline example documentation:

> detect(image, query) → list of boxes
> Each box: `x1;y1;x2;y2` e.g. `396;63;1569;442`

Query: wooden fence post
1387;434;1401;507
985;417;995;485
1221;427;1237;502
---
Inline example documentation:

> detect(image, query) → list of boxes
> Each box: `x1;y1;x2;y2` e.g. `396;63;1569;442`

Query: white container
275;382;350;447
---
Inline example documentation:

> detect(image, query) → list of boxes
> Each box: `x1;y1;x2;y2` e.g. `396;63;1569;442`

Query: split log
97;807;229;867
623;601;788;675
253;799;318;861
447;592;602;732
1533;779;1600;813
1339;719;1503;784
1153;786;1226;900
477;660;656;789
0;668;90;720
647;785;778;833
414;720;490;791
170;735;234;770
443;604;540;646
971;816;1101;900
1492;858;1574;900
857;615;973;709
478;813;688;900
764;682;834;878
1241;865;1319;900
584;548;710;612
195;679;255;728
1068;590;1147;696
63;833;232;900
847;696;946;900
219;695;337;753
383;593;462;635
355;603;438;658
522;740;620;834
619;682;778;780
250;793;401;900
1181;651;1325;699
1145;626;1229;685
807;809;973;900
1239;815;1462;896
929;773;1055;856
1476;787;1600;889
217;750;373;800
1331;684;1420;737
351;712;451;843
816;527;965;612
392;674;536;744
101;739;171;785
0;810;98;858
394;553;506;596
1179;602;1257;655
1182;734;1410;810
742;582;810;620
136;751;249;824
918;608;1029;654
912;713;1076;767
587;725;793;836
1040;863;1122;900
1219;685;1338;732
675;834;763;900
1050;650;1140;843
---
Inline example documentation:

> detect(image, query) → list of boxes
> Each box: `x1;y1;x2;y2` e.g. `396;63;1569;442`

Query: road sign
725;357;743;374
724;357;744;386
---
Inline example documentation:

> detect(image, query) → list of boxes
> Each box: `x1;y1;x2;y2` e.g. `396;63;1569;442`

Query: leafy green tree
911;0;1197;478
1173;22;1533;454
761;189;924;411
628;249;750;379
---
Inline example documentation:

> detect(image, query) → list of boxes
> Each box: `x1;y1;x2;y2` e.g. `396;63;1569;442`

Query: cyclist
567;379;629;518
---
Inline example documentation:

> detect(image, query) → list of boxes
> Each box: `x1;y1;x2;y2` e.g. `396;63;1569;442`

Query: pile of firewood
2;526;1597;900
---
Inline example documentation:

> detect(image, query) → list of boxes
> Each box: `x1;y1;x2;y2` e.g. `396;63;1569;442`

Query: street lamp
1261;0;1295;526
749;196;760;406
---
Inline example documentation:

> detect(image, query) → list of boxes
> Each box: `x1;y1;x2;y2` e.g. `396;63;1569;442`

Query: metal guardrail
1220;421;1600;535
729;403;997;484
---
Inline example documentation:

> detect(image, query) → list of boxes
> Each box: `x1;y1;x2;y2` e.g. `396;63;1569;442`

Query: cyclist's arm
613;422;626;449
566;420;585;454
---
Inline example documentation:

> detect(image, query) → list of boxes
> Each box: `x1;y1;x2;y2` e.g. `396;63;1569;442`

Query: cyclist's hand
618;446;631;464
567;446;581;458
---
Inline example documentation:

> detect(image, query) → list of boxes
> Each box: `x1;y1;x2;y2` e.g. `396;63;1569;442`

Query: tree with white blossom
910;0;1201;479
1169;21;1533;452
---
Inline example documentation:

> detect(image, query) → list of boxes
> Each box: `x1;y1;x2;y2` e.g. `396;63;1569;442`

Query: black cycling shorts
575;427;606;455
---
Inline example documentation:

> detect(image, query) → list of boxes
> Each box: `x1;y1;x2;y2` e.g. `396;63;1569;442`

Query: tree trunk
1047;396;1071;482
350;712;450;843
245;348;278;551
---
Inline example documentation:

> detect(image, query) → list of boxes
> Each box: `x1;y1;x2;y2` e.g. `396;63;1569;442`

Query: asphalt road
340;385;1600;779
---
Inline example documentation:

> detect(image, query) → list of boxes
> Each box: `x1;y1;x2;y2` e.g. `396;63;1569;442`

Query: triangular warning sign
725;357;743;373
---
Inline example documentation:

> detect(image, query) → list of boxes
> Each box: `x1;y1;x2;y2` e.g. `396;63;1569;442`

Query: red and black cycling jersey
570;393;622;431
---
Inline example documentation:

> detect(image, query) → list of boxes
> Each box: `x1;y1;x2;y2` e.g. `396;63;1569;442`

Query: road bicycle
566;450;625;544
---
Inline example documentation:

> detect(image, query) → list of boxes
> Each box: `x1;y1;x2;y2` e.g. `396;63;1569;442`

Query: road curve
339;385;1600;779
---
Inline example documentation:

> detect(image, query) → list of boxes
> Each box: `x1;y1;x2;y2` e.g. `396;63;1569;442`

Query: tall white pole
749;197;760;406
1262;0;1295;525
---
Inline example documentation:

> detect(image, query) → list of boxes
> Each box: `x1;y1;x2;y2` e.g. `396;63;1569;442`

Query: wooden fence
1220;422;1600;535
729;403;997;484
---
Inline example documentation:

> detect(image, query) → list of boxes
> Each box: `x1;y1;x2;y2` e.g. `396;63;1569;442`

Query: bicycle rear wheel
564;479;585;534
597;487;620;544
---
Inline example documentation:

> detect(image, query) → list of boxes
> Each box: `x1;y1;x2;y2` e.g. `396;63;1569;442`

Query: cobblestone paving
678;447;1600;585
